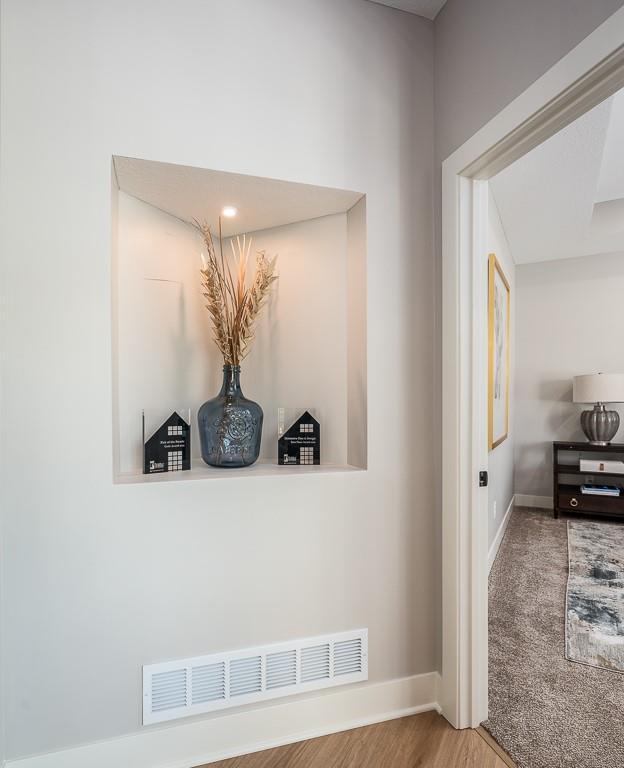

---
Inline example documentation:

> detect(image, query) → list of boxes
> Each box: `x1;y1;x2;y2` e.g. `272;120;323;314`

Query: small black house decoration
278;410;320;466
143;411;191;474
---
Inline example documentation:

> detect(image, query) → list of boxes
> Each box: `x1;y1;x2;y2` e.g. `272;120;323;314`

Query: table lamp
572;373;624;445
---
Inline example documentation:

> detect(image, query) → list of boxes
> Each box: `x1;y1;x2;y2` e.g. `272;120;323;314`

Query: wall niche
111;157;367;482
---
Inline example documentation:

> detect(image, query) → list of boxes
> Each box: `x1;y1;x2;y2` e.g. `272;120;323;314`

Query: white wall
0;0;434;760
515;252;624;498
487;191;515;547
115;193;352;472
116;194;204;471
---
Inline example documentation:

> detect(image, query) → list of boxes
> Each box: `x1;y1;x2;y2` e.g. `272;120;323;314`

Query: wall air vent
300;643;330;682
143;628;368;725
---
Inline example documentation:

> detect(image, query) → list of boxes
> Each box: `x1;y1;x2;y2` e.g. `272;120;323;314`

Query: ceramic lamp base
580;403;620;445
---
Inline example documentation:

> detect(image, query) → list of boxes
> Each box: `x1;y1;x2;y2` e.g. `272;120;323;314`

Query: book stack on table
580;484;621;497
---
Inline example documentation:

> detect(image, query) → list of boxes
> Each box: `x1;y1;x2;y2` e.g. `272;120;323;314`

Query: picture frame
488;253;510;450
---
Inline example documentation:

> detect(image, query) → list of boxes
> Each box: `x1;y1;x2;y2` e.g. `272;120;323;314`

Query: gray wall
0;0;435;759
434;0;624;162
515;252;624;498
487;191;515;548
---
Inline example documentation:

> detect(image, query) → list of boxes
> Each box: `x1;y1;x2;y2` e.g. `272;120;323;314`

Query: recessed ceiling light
221;206;238;218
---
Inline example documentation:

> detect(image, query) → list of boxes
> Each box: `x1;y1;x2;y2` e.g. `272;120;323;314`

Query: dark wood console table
553;441;624;520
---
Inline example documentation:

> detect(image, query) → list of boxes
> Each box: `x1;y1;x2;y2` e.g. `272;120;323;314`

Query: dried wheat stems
195;219;278;365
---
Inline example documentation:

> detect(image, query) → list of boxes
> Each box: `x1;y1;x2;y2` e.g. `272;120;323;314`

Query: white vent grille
191;661;225;706
266;649;297;690
143;628;367;725
301;643;330;682
151;668;187;712
334;637;363;676
230;656;262;697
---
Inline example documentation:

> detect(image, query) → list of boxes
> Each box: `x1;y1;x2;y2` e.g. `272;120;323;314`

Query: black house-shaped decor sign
278;410;320;466
143;411;191;474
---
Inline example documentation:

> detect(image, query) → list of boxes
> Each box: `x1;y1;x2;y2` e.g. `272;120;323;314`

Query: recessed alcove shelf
111;157;367;483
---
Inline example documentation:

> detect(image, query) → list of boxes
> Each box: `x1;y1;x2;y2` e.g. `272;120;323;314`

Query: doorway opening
483;83;624;766
440;5;624;738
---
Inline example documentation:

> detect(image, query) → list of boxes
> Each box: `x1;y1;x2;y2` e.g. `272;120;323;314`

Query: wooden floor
199;711;515;768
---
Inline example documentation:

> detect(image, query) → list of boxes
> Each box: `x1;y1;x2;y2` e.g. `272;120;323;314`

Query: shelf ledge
115;460;365;485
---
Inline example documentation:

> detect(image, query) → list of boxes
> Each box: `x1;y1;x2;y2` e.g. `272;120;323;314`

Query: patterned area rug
566;521;624;672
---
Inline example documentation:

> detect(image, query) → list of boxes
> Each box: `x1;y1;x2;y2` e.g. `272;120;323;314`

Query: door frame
440;7;624;729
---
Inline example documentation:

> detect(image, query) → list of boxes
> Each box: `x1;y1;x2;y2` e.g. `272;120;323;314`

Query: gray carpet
485;507;624;768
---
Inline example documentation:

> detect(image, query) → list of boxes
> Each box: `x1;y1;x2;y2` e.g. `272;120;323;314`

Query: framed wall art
488;252;510;450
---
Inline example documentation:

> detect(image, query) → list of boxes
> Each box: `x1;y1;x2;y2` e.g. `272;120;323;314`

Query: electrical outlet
492;500;497;520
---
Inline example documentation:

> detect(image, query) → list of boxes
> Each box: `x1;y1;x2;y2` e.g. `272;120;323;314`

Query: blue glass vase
198;365;263;468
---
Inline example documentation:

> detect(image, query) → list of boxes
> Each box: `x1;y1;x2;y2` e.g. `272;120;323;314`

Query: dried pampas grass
195;219;278;365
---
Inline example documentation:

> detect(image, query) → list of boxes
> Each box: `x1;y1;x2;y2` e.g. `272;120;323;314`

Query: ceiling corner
366;0;447;22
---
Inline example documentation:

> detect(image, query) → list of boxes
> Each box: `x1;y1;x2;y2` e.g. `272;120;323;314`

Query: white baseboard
6;673;440;768
488;495;515;572
514;493;553;510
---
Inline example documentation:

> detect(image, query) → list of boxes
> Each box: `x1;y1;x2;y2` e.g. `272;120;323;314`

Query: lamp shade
572;373;624;403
